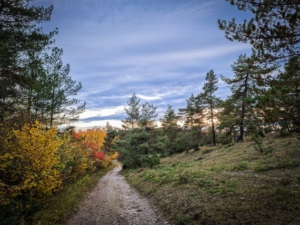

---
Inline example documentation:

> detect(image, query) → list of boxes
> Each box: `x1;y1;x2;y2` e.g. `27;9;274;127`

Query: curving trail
66;165;170;225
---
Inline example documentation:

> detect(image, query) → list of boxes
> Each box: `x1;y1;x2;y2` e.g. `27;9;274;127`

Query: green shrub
177;170;193;184
217;133;232;145
278;156;300;169
141;154;160;168
251;134;264;153
233;161;248;170
278;129;292;138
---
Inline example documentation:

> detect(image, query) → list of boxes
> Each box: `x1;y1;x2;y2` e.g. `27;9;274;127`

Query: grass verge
122;134;300;225
30;164;115;225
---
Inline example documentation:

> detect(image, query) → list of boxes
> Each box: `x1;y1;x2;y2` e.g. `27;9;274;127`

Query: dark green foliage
217;97;238;142
173;132;189;153
0;0;57;122
103;122;118;153
0;1;84;128
218;1;300;64
161;105;179;154
221;54;275;141
279;129;293;138
141;154;160;168
178;94;204;149
139;102;158;128
115;127;164;169
198;129;216;146
232;161;248;171
116;94;160;168
258;57;300;133
251;134;264;153
216;132;232;145
200;70;221;145
42;47;85;126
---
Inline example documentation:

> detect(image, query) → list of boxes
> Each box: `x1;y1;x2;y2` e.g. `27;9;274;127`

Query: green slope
123;133;300;225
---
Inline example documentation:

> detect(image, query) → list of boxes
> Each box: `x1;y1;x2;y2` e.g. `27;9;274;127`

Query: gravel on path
65;165;170;225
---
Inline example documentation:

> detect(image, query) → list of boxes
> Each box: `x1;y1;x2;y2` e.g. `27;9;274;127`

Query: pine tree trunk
211;105;216;146
238;74;249;142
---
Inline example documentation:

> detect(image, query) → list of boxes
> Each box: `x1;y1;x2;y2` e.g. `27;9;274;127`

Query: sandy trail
66;165;170;225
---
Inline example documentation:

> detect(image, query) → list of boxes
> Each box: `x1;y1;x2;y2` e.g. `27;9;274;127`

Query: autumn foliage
71;128;118;170
1;122;62;204
0;122;118;223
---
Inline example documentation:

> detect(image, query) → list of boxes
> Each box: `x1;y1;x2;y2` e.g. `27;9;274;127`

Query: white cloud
79;106;124;119
136;94;162;101
69;119;123;130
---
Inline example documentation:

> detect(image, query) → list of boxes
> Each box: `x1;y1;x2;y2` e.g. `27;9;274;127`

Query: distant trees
179;94;204;150
103;122;119;153
161;105;179;154
115;93;161;168
139;102;158;129
112;0;300;172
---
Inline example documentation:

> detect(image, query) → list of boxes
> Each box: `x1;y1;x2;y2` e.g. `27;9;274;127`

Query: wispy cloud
37;0;252;128
79;106;125;119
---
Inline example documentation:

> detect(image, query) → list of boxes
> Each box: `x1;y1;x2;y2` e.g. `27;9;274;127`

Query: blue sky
36;0;252;128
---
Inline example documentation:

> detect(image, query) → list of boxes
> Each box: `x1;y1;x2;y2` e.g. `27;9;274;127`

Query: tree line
110;0;300;169
0;1;117;223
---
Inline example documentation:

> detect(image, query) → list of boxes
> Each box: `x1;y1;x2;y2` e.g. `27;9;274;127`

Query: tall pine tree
222;54;274;141
122;93;141;130
200;70;221;146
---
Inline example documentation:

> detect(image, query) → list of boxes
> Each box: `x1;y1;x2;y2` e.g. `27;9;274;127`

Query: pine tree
103;122;118;153
0;0;57;122
217;97;239;142
200;70;221;146
179;94;204;149
258;56;300;132
218;1;300;64
139;102;158;129
122;93;141;130
222;54;274;141
161;105;179;153
43;47;85;126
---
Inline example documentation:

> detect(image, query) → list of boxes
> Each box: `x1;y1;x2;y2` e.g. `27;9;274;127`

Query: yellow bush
109;151;119;160
1;121;63;204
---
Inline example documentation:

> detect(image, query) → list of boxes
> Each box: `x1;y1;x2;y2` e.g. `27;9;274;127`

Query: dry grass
123;133;300;225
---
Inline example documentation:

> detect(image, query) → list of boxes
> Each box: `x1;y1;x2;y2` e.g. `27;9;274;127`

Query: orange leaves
71;128;118;169
72;127;107;161
94;151;105;160
74;127;106;150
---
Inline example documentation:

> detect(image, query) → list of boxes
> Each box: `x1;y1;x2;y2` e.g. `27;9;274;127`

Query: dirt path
66;165;170;225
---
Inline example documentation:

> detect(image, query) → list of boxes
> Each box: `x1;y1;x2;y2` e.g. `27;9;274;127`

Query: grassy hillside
122;133;300;225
